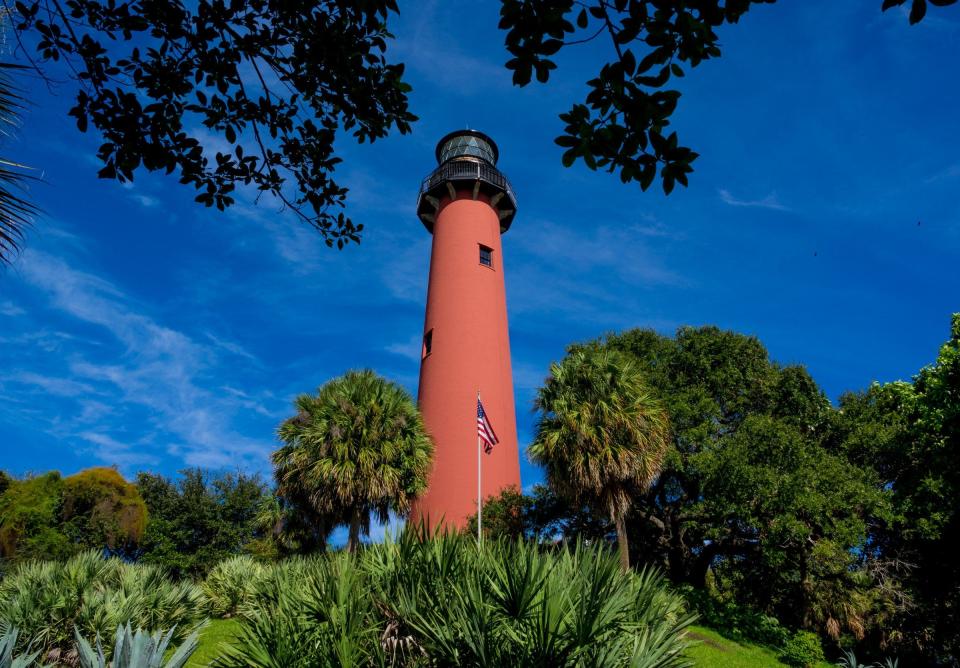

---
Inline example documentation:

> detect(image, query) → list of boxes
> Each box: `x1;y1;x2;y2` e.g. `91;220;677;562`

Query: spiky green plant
219;530;694;667
0;626;45;668
215;553;384;668
0;551;205;663
203;555;268;618
74;623;199;668
0;62;36;265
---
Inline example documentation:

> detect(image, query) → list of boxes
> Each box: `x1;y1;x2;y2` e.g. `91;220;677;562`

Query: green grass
685;625;835;668
187;618;241;668
685;624;789;667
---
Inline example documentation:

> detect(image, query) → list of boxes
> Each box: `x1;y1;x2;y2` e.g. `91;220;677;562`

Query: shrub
0;551;205;664
203;555;268;618
217;531;695;667
681;586;790;648
780;630;826;668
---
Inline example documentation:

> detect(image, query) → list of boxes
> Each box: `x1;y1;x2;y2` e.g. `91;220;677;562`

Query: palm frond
0;63;36;266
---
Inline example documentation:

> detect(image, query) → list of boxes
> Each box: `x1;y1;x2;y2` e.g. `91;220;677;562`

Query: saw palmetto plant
218;530;695;668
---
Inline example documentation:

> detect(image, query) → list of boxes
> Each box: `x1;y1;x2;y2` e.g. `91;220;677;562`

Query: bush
0;551;205;664
203;555;268;618
681;586;790;648
216;531;695;667
780;630;826;667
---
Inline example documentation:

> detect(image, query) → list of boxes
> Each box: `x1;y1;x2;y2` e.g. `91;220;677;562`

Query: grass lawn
685;624;835;667
187;618;242;667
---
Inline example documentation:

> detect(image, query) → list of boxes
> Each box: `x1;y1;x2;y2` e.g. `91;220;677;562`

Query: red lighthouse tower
410;130;521;530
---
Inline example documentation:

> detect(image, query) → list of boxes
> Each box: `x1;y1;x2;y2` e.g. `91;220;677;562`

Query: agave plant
74;623;199;668
836;651;899;668
0;551;205;662
0;626;45;668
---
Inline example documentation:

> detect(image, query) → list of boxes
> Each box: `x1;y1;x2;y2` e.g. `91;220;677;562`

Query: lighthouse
410;130;521;530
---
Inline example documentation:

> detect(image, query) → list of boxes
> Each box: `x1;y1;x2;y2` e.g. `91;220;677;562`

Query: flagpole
477;391;482;545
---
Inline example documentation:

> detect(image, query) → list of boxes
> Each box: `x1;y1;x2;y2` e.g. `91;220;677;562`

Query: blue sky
1;1;958;496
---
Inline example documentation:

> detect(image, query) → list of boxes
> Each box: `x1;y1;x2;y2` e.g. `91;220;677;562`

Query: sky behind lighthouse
1;1;959;495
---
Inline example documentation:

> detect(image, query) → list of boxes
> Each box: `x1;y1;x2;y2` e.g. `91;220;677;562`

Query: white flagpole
477;391;482;545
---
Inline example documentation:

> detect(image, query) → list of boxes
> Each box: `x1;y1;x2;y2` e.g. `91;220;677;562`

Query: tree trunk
347;508;362;554
614;512;630;572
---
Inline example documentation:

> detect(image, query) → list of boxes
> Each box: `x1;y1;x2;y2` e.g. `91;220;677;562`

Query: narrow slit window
422;330;433;358
479;245;493;268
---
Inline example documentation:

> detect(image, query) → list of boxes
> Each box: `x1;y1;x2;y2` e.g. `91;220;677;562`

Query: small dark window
422;330;433;358
479;245;493;268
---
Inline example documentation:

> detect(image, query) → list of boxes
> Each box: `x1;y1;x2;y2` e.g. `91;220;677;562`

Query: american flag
477;399;499;454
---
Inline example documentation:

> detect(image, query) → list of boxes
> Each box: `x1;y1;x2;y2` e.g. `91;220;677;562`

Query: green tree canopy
596;326;891;640
61;466;147;553
530;346;670;570
136;468;268;578
0;467;147;562
835;314;960;661
274;370;433;553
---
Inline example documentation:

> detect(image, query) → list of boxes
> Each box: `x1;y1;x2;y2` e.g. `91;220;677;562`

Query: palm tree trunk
347;508;362;553
614;512;630;572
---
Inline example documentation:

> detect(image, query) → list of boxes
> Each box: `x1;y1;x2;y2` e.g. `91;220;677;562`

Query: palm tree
273;370;433;553
530;347;669;571
0;62;35;265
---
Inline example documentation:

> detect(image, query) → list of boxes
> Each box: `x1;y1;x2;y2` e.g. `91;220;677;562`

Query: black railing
420;159;517;206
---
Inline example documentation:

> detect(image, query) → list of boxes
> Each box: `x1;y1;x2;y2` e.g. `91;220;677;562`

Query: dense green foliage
833;314;960;662
594;326;888;641
274;370;433;553
215;531;694;668
136;469;269;578
779;631;825;668
474;318;960;664
531;347;669;570
61;468;147;554
0;468;146;563
468;483;614;545
202;556;268;619
0;551;205;664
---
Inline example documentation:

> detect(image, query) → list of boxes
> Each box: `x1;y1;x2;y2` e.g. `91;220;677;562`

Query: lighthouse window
479;245;493;268
422;330;433;358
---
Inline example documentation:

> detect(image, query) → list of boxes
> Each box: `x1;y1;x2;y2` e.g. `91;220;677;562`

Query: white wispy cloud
0;300;25;316
11;248;274;471
718;188;790;211
8;371;96;398
79;432;159;468
385;334;423;362
130;194;160;208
